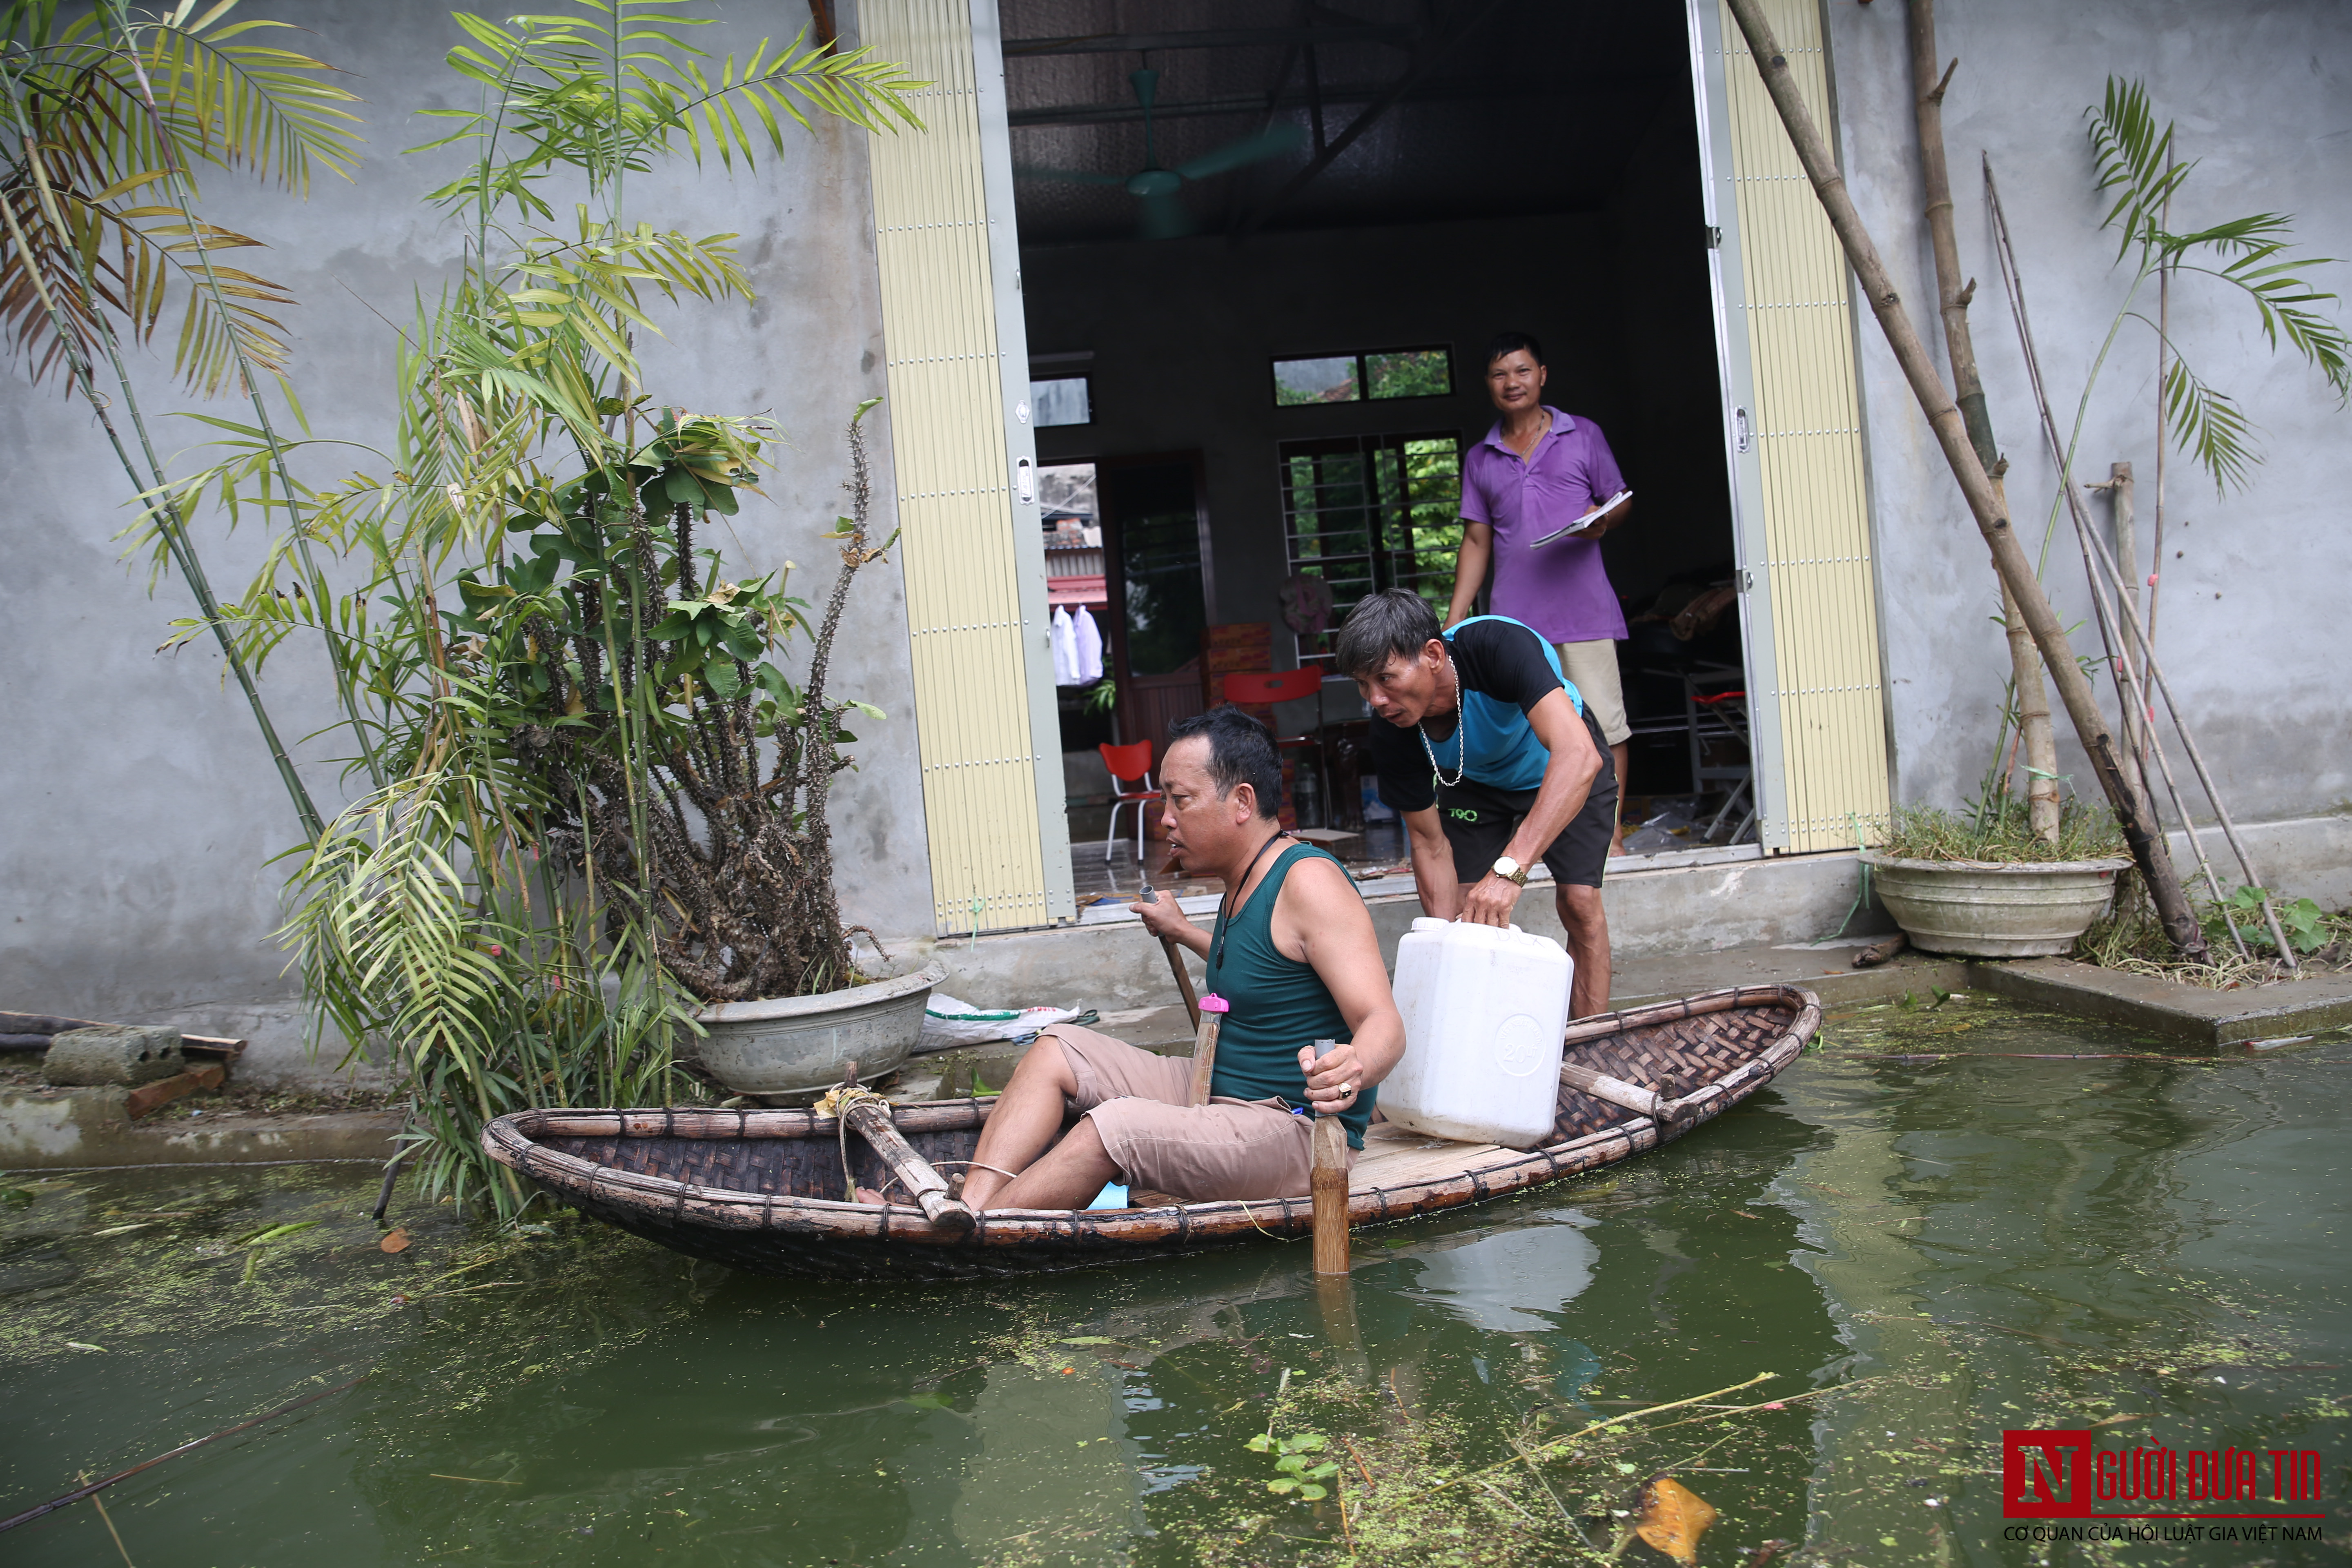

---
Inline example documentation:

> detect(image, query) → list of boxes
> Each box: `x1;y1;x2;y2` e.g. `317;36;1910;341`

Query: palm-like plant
2039;78;2350;528
0;0;362;834
158;2;922;1216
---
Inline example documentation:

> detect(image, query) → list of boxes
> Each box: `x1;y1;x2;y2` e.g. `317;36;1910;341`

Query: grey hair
1332;588;1442;681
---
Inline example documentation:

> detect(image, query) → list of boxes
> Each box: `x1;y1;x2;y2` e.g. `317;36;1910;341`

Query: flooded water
4;997;2345;1566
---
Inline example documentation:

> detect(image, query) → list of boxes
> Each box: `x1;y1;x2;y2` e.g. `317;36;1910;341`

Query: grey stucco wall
0;3;932;1082
1822;0;2352;833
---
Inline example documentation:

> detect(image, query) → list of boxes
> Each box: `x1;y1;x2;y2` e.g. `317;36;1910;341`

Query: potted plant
1861;800;2131;958
476;405;945;1101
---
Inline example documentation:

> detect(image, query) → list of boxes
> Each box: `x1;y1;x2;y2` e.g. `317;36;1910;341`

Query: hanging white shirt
1073;606;1105;683
1051;605;1080;686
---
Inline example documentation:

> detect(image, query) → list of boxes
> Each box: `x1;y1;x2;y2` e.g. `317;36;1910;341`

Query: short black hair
1485;330;1545;367
1164;706;1283;821
1333;588;1442;681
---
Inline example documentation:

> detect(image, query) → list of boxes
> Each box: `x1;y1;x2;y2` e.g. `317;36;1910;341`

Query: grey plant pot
690;958;949;1103
1860;851;2133;958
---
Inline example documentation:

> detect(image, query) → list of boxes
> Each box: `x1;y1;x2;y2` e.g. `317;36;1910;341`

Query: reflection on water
2;1002;2345;1566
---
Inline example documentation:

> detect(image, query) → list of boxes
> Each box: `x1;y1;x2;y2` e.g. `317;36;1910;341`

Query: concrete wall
0;2;930;1083
1822;0;2352;847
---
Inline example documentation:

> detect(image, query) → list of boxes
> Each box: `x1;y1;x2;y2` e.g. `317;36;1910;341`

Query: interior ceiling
1002;0;1688;247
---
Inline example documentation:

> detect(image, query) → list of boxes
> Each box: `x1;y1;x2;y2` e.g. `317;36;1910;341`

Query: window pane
1272;355;1360;406
1365;347;1451;400
1031;376;1091;427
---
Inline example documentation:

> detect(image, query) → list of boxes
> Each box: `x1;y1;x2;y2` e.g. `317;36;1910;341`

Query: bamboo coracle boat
483;985;1819;1282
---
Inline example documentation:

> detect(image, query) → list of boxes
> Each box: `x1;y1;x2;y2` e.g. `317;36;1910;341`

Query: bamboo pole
1905;0;2059;841
1720;0;2206;960
1982;166;2296;971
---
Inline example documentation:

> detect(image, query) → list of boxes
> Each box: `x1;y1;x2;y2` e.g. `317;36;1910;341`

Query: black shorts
1435;704;1619;889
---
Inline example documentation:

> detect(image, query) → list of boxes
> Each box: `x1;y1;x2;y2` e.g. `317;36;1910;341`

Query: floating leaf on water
1058;1336;1118;1345
381;1229;413;1254
1635;1476;1717;1564
65;1341;107;1353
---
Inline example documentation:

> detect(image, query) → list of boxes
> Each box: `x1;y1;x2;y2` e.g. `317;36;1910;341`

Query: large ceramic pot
691;958;949;1103
1860;851;2133;958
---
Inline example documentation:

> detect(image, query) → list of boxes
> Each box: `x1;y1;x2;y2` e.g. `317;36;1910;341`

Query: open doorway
1010;0;1762;887
1041;452;1217;897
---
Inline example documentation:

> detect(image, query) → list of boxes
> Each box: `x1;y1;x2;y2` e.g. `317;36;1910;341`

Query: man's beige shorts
1555;637;1630;747
1044;1024;1352;1203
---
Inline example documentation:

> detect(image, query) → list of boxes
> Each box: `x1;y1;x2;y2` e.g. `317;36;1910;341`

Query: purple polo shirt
1459;407;1628;644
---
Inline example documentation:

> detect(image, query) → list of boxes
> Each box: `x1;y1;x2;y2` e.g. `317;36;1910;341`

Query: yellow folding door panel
862;0;1071;931
1715;0;1891;851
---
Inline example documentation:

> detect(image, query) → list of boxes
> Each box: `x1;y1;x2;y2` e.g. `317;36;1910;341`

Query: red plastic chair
1222;669;1328;824
1097;739;1161;863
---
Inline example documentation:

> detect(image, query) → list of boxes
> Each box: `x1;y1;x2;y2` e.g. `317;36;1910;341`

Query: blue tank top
1201;841;1375;1149
1430;615;1577;794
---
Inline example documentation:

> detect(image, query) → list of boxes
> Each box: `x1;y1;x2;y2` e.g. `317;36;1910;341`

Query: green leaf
1059;1336;1119;1345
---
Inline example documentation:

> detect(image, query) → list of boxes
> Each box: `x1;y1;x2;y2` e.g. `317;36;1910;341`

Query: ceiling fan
1016;67;1307;239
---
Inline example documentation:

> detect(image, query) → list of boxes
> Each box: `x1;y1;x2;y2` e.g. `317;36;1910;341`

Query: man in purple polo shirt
1447;332;1634;854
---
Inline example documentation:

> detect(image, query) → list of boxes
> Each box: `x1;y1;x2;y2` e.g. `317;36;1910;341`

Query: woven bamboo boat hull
483;985;1818;1282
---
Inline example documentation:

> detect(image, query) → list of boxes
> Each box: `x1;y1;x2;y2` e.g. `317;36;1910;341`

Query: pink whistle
2147;573;2158;587
1199;994;1230;1014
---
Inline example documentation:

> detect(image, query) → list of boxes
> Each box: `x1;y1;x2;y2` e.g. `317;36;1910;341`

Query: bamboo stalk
1720;0;2206;960
1905;0;2059;842
1982;166;2297;972
840;1096;975;1236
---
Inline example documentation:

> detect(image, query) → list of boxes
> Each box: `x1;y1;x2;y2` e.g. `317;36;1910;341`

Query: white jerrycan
1381;918;1572;1149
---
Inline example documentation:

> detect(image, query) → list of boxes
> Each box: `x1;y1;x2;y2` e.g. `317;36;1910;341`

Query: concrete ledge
901;848;1894;1013
1967;958;2352;1045
0;1086;401;1170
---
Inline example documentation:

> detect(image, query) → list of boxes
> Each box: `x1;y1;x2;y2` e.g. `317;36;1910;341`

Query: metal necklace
1417;648;1467;789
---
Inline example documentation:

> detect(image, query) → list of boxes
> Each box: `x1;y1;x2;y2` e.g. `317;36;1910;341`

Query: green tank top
1202;840;1376;1149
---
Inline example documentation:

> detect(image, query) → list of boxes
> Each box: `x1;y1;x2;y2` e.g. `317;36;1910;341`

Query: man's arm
1273;857;1406;1113
1446;520;1492;628
1134;889;1210;956
1403;805;1460;920
1457;688;1602;927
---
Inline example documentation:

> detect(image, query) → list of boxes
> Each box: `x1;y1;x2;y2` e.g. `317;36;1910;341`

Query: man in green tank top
960;709;1405;1212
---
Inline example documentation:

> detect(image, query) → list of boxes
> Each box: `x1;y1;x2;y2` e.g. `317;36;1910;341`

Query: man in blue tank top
960;709;1405;1212
1336;589;1618;1019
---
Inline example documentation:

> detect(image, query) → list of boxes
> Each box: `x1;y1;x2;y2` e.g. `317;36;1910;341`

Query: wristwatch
1490;855;1530;887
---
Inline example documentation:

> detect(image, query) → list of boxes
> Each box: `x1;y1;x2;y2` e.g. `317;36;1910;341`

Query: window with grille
1278;432;1463;667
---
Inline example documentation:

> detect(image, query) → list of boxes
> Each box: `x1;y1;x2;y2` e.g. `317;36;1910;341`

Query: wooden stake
1722;0;2207;960
1311;1113;1350;1276
1905;0;2059;841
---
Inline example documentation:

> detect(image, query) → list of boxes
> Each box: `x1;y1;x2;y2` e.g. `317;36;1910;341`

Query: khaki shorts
1555;638;1630;747
1044;1024;1352;1203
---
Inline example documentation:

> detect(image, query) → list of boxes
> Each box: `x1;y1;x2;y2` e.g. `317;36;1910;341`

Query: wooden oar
1141;882;1200;1029
1184;993;1228;1107
832;1074;975;1236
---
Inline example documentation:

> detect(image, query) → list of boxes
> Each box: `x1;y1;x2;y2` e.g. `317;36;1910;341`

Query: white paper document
1531;488;1631;548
